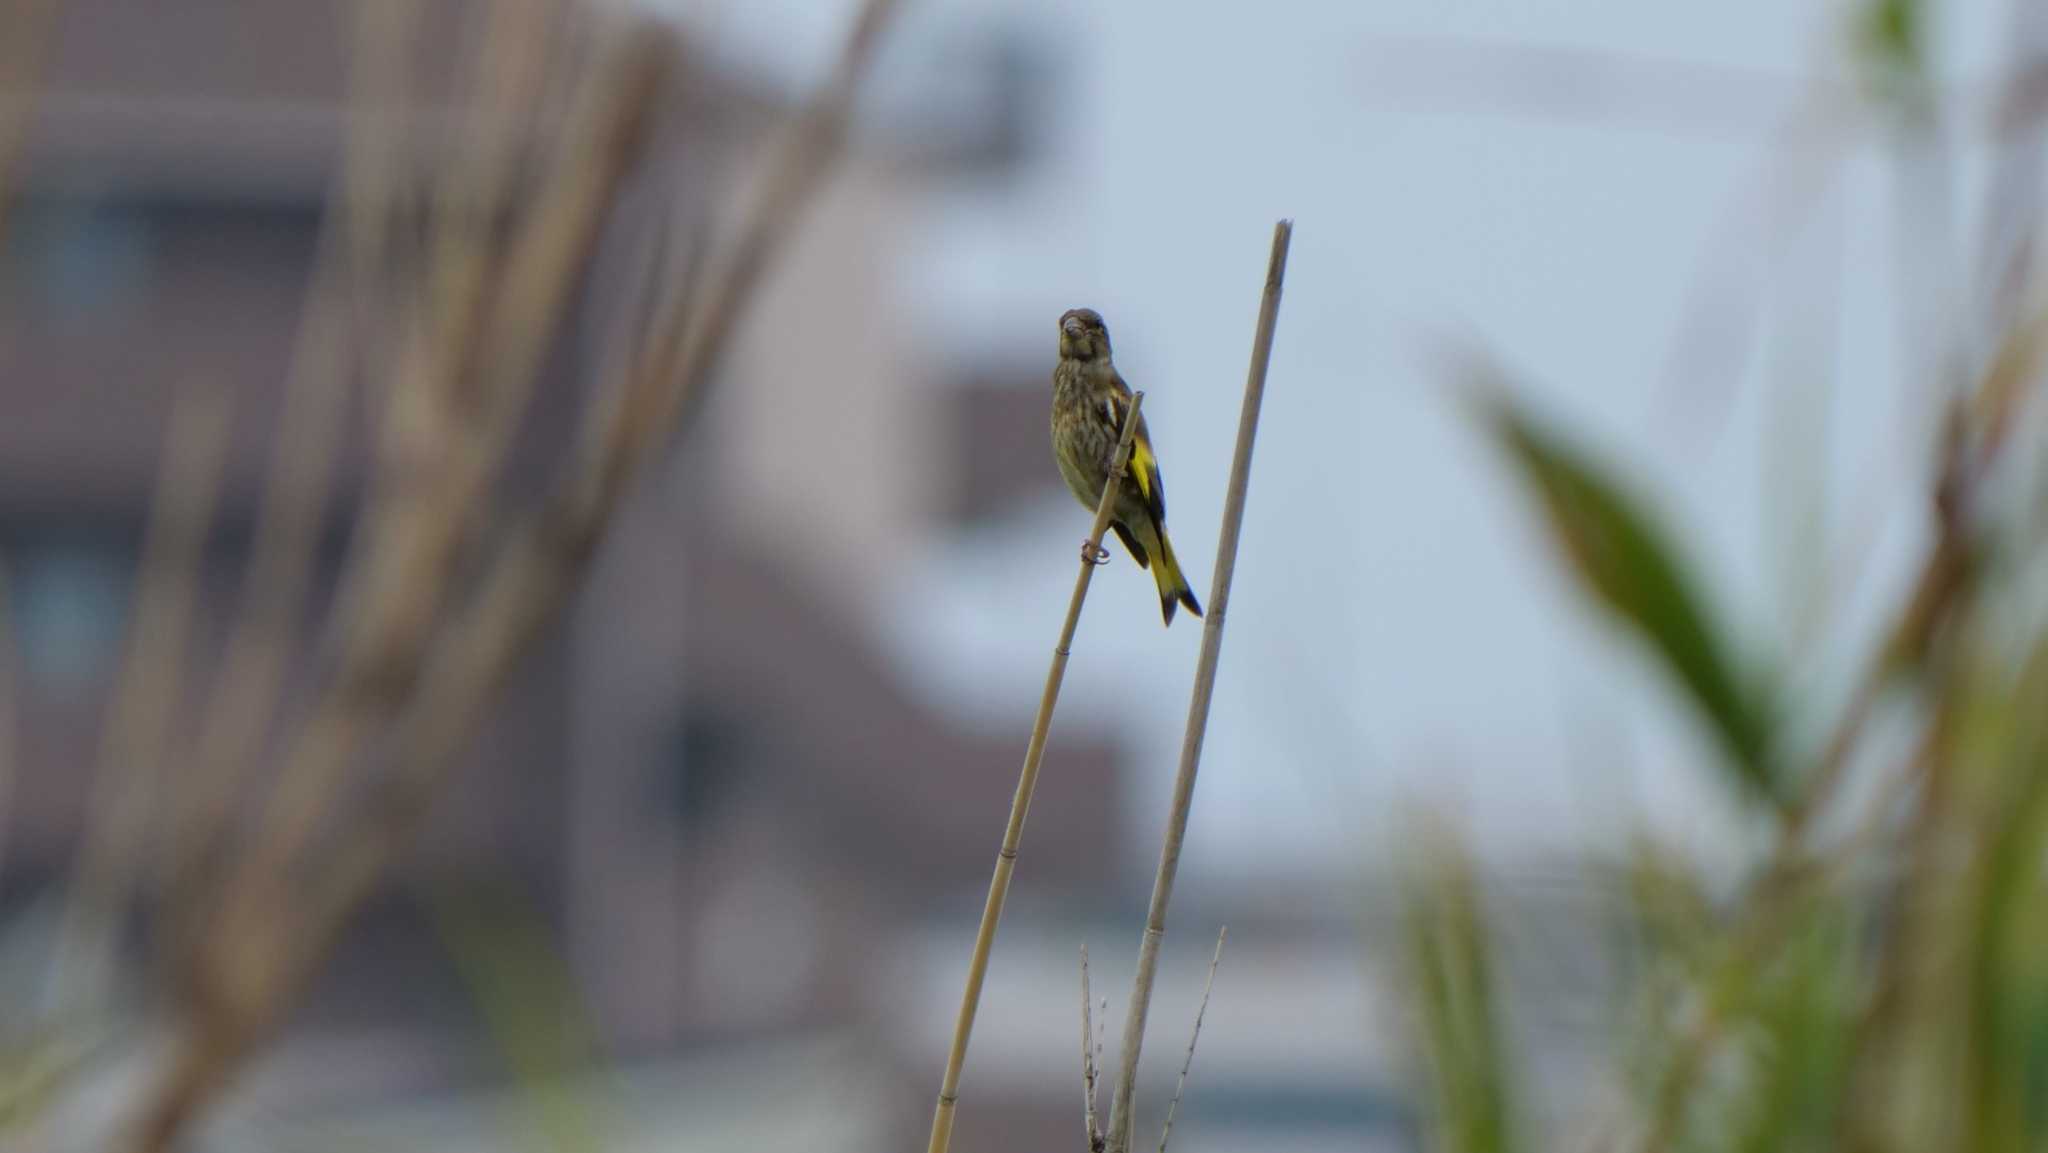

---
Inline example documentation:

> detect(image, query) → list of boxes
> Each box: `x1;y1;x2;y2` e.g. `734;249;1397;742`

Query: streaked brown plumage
1050;307;1203;626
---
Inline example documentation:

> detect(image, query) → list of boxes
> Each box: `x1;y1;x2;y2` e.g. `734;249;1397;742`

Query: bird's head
1058;307;1112;363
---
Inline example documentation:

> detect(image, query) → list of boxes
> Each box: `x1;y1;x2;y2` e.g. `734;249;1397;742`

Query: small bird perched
1050;307;1203;626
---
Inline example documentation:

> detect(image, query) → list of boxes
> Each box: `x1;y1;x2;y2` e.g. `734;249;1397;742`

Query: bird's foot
1081;539;1110;566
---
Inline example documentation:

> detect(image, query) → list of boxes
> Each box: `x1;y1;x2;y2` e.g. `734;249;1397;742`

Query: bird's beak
1062;319;1084;339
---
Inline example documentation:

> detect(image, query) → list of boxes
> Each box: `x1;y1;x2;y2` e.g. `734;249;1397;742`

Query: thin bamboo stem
1106;219;1291;1153
925;392;1147;1153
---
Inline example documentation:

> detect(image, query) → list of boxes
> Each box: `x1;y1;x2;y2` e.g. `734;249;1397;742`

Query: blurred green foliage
1405;829;1521;1153
1476;392;1782;808
1412;298;2048;1152
426;880;613;1153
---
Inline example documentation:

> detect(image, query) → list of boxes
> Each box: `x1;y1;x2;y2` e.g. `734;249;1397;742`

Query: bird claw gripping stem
1081;540;1111;566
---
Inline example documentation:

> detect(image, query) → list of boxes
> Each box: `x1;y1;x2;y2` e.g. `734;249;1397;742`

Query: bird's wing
1105;374;1166;523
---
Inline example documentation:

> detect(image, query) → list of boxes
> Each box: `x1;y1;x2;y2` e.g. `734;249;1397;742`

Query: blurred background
1;0;2042;1150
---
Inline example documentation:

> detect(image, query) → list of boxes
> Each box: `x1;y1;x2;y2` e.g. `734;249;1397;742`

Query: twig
1098;998;1108;1088
1106;219;1291;1153
1083;945;1103;1153
1157;927;1226;1153
925;393;1148;1153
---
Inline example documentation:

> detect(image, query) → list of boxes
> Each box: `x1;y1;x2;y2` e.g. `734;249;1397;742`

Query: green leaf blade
1476;390;1779;806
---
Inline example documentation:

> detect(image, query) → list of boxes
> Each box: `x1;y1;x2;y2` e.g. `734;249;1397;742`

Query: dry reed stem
1156;927;1225;1153
466;35;652;471
134;0;903;1143
1083;945;1103;1152
443;0;558;224
1097;997;1109;1104
170;0;428;952
222;21;666;912
50;389;233;1013
168;226;355;921
438;0;566;422
341;0;420;396
1106;219;1292;1153
924;393;1147;1153
631;181;712;386
641;0;903;443
315;0;902;905
130;31;673;1153
295;0;890;1006
409;0;556;417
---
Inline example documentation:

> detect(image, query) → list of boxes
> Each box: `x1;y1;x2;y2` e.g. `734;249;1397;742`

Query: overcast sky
658;0;2025;881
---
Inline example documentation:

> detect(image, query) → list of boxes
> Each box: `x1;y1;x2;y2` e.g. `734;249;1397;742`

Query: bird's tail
1151;528;1203;627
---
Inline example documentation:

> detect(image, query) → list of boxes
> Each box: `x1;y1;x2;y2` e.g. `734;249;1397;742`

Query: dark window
7;536;136;700
8;198;159;333
661;706;748;830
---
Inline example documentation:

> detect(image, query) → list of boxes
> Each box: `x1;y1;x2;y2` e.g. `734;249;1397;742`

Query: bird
1050;307;1203;626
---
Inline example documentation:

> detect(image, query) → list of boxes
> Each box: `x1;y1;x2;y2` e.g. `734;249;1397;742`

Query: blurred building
0;1;1136;1149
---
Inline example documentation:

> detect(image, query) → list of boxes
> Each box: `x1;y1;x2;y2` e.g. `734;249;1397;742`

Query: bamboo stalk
1106;219;1291;1153
926;392;1148;1153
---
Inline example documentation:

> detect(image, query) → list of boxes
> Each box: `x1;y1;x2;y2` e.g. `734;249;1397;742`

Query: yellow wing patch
1128;435;1157;502
1103;388;1164;519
